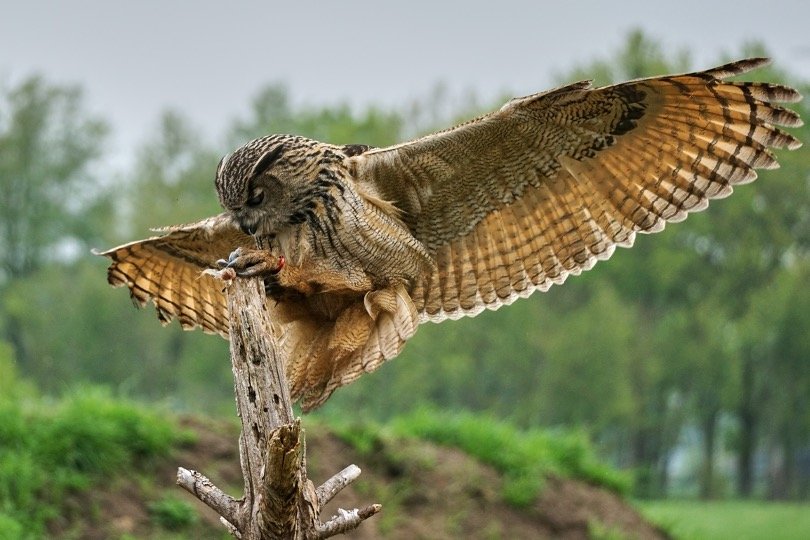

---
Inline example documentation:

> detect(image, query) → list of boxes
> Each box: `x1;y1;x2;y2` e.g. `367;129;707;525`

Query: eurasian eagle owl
98;58;802;410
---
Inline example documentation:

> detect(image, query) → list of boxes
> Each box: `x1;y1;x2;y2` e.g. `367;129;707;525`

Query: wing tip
91;246;116;258
703;57;771;79
769;86;803;105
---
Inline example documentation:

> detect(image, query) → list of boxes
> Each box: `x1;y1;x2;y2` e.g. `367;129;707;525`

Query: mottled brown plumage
98;58;802;410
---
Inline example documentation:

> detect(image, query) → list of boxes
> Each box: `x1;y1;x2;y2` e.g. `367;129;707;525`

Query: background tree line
1;31;808;501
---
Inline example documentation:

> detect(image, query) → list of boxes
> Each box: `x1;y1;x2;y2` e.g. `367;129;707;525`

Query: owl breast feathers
98;58;802;411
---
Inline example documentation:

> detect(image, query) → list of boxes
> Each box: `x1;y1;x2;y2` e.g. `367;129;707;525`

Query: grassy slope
323;407;631;506
5;367;801;539
1;377;653;539
638;500;810;540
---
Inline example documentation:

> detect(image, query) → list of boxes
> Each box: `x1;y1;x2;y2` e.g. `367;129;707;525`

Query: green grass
148;494;199;531
637;500;810;540
0;356;183;539
326;407;630;507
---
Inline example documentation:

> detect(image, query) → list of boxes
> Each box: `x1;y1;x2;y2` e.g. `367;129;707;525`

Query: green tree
741;262;810;499
0;76;108;369
3;110;231;405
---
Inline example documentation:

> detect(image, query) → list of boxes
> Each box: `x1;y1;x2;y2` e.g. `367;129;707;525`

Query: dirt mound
59;417;668;539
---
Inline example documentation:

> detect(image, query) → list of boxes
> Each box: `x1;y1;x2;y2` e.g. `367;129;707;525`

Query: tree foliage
0;76;108;281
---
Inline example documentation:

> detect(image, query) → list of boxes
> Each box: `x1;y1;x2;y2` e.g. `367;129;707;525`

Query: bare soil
53;416;669;539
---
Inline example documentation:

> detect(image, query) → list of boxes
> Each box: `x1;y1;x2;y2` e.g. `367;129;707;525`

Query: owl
98;58;802;411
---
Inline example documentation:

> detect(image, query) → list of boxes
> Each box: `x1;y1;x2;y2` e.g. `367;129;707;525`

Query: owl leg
220;247;332;300
299;283;419;411
328;304;375;359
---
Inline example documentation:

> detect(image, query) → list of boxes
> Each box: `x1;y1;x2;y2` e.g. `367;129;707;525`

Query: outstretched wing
351;58;803;323
95;213;254;336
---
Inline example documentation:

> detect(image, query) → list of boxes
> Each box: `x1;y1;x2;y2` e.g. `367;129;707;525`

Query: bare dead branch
176;274;380;539
316;464;362;506
176;467;241;527
317;504;383;538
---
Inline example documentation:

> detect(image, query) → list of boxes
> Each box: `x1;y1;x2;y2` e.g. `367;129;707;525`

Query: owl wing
95;213;254;336
351;58;802;323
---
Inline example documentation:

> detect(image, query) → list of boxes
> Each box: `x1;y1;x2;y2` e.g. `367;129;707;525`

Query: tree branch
316;464;362;506
317;504;383;538
176;467;241;526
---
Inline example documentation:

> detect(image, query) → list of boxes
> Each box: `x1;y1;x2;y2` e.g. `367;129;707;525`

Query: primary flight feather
98;58;802;410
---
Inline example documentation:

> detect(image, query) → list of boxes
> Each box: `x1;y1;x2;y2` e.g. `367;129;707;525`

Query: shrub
0;513;25;540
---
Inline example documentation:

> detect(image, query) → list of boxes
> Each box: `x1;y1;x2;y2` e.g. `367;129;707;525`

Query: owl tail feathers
286;283;419;412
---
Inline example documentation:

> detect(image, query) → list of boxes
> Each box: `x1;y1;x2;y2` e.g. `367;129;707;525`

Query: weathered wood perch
176;274;381;539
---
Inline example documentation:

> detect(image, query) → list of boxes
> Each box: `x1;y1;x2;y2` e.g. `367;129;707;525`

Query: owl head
215;134;346;238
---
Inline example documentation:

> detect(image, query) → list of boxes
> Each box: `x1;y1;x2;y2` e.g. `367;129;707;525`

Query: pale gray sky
2;0;809;167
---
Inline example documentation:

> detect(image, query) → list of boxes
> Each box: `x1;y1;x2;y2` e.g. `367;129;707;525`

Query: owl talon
223;247;284;278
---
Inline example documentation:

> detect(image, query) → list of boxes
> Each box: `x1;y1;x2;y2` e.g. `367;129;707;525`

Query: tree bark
177;273;380;538
770;410;800;500
629;391;670;499
736;357;757;498
699;409;718;500
4;313;29;372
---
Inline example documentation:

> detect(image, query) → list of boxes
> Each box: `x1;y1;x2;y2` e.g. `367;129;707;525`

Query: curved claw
217;248;244;268
227;248;244;265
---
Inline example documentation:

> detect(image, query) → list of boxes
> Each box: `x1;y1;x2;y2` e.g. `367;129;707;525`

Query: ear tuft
251;145;285;177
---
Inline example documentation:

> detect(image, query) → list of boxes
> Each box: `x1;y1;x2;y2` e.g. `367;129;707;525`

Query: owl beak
240;223;257;236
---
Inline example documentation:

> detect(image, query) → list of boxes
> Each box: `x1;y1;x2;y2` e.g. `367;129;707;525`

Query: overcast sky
3;1;809;168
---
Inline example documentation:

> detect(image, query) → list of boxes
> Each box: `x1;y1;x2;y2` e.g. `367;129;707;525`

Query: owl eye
246;189;264;207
